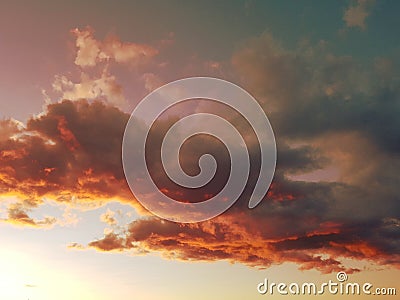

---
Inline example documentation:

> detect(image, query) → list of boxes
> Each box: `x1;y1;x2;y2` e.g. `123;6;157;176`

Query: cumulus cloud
343;0;375;30
0;100;133;211
47;27;160;108
53;70;126;107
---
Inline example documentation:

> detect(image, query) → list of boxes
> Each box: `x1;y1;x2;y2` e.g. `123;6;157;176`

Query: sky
0;1;399;299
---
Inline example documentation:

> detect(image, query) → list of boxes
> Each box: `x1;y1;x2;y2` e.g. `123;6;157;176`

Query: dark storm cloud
83;33;399;273
232;33;400;153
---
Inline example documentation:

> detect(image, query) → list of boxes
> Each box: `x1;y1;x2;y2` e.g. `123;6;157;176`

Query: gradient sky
0;1;399;299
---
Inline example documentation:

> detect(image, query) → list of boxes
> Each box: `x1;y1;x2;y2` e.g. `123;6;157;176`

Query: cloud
53;70;126;107
85;125;398;272
0;119;24;142
2;29;399;274
142;73;164;92
1;94;398;272
88;232;126;251
231;33;400;222
0;100;134;211
232;33;400;154
57;206;80;227
72;27;101;67
79;33;400;273
1;203;56;228
47;27;161;108
100;208;117;226
343;0;375;30
71;27;158;67
86;214;398;273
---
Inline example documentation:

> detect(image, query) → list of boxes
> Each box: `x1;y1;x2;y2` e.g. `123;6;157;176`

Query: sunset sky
0;1;399;299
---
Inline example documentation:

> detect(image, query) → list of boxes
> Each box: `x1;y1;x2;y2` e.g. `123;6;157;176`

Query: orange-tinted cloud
48;27;160;108
2;26;400;274
100;208;117;226
74;32;399;273
56;115;80;151
86;215;399;274
1;203;56;228
52;70;127;107
71;27;158;67
1;98;399;273
0;100;133;211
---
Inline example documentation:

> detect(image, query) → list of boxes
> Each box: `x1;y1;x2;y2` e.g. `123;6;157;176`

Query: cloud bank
1;29;399;273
